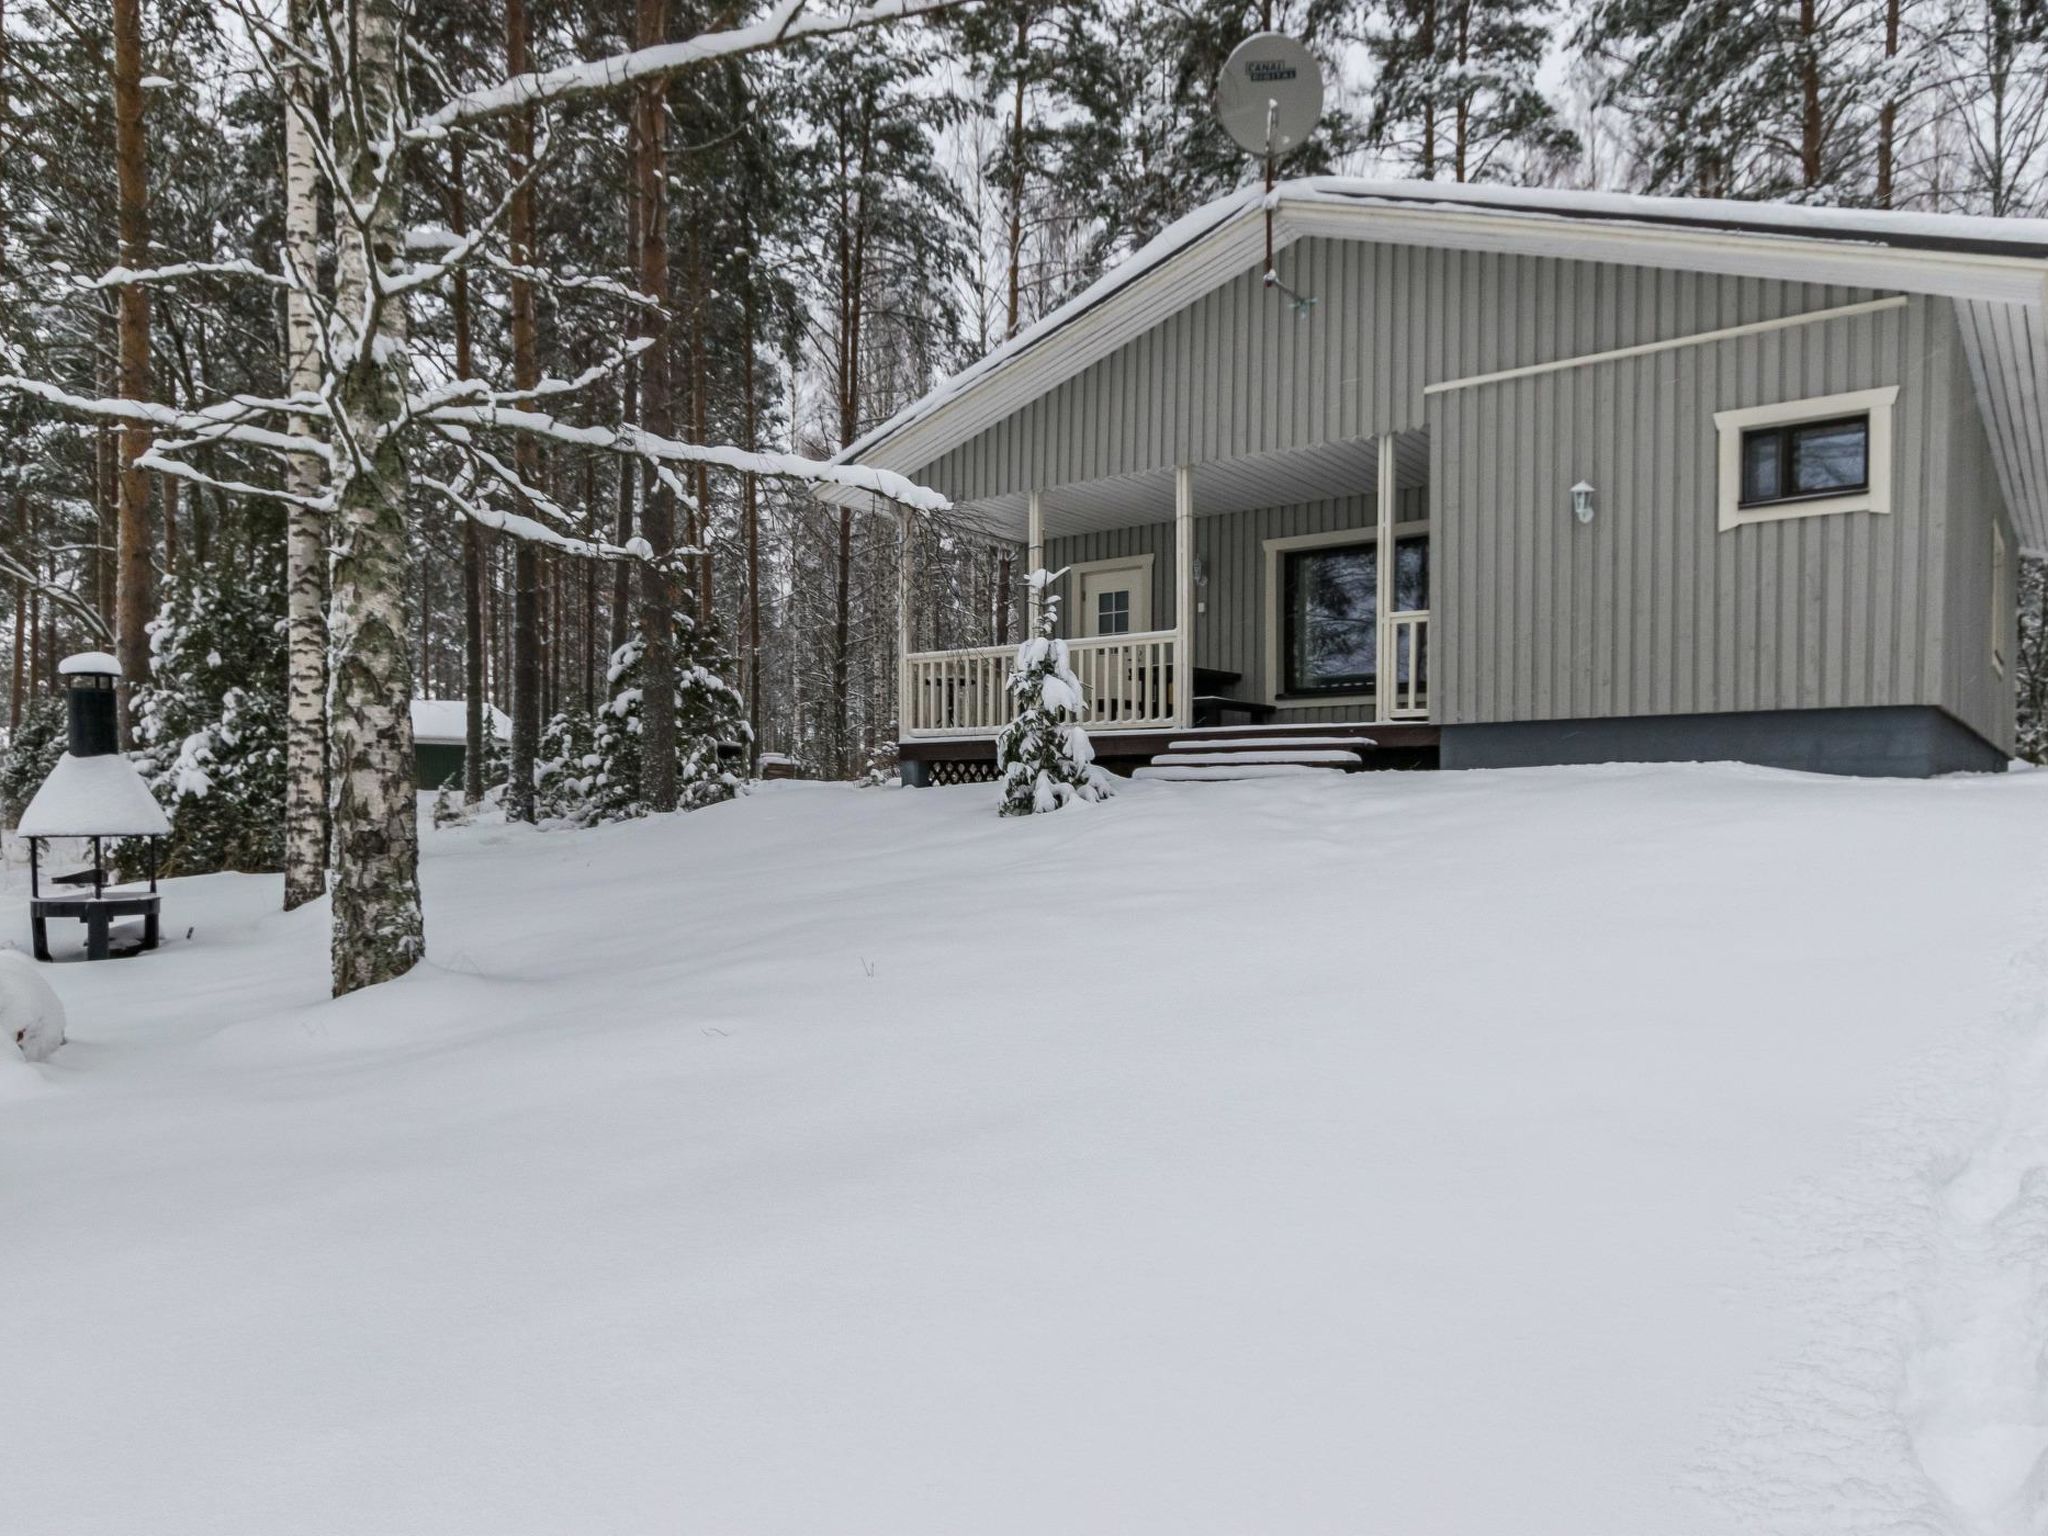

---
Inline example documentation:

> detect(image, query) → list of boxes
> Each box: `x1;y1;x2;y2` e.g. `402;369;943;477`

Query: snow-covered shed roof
57;651;119;677
16;753;171;838
410;699;510;747
827;177;2048;552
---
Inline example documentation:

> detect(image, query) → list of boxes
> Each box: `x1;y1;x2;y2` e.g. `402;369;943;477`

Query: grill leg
143;906;160;951
86;909;110;962
31;909;49;963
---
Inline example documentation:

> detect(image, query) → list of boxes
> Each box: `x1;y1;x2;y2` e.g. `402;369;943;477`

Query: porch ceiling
950;431;1429;542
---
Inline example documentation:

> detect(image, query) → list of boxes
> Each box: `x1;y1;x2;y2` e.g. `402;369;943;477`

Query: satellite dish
1215;33;1323;159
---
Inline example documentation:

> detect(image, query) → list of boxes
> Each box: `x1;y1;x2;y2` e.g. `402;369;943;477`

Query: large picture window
1281;536;1428;696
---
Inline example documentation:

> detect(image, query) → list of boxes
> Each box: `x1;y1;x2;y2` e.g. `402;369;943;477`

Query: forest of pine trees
0;0;2044;985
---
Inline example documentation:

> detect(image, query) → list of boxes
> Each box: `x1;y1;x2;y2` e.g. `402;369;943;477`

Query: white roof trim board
829;177;2048;552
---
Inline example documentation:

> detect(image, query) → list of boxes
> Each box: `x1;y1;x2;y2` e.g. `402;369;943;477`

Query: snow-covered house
826;180;2046;782
410;699;509;789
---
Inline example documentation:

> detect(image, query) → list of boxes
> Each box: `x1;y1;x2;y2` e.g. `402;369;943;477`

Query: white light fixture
1570;480;1596;524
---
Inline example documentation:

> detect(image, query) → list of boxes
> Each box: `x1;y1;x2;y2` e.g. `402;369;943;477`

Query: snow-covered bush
0;695;65;826
2018;554;2047;764
0;950;66;1062
535;708;603;823
996;570;1112;817
129;556;287;873
553;615;751;822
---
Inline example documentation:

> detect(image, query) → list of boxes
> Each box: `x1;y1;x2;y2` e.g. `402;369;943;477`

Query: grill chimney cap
58;651;120;679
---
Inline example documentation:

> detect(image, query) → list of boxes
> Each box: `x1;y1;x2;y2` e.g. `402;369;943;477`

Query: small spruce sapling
995;569;1113;816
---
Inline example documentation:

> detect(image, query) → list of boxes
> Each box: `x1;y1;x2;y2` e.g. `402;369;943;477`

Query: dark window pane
1287;545;1376;692
1741;430;1782;504
1095;589;1130;635
1791;419;1867;494
1393;535;1429;613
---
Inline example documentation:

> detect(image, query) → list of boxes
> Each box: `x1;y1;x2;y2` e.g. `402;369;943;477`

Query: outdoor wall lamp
1571;480;1596;524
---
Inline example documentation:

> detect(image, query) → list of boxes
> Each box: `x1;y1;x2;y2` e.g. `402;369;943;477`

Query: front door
1078;563;1150;637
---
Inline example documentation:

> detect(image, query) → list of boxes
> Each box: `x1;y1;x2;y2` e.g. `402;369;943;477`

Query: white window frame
1714;385;1898;533
1261;521;1430;707
1066;553;1154;637
1993;522;2010;676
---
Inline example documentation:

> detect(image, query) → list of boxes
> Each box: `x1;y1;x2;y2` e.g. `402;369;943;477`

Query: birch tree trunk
282;0;330;910
111;0;152;744
325;0;423;994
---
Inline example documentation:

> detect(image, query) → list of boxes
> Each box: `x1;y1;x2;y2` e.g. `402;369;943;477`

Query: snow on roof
411;699;510;746
16;752;170;838
831;177;2048;550
57;651;120;677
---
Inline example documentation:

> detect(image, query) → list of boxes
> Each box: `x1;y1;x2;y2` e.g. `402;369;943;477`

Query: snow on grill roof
57;651;120;677
16;752;171;838
411;699;510;746
829;176;2048;551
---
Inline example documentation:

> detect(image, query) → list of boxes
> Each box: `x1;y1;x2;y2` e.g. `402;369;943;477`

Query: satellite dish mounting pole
1216;28;1322;314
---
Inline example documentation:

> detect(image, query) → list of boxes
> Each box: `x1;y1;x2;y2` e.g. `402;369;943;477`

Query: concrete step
1132;763;1327;782
1160;749;1363;767
1161;735;1375;752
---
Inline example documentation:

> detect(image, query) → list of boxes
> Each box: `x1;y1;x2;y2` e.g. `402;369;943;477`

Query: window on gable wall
1714;386;1899;532
1994;523;2010;676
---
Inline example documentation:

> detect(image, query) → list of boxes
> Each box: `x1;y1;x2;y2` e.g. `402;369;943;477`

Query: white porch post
1175;465;1194;729
1026;489;1045;631
1375;435;1397;725
896;505;915;739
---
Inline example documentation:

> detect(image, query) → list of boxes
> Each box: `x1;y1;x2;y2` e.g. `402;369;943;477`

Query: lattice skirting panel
928;758;999;786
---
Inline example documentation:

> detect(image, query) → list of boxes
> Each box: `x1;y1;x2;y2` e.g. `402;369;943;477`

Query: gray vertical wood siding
939;239;2016;749
1430;293;2011;740
918;240;1880;506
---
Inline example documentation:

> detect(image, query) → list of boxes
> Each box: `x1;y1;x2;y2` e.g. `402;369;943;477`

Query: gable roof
832;178;2048;551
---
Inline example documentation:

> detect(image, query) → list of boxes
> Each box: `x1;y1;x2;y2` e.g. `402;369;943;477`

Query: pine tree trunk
325;0;423;995
633;0;678;811
446;138;488;806
1877;0;1900;207
1006;14;1026;340
281;0;329;910
742;270;761;765
610;182;638;661
1799;0;1824;189
505;0;542;823
8;487;23;729
111;0;152;745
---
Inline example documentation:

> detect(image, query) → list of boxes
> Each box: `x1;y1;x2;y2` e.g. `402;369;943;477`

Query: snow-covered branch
417;470;652;561
424;402;953;512
0;376;331;462
77;258;292;292
411;0;974;136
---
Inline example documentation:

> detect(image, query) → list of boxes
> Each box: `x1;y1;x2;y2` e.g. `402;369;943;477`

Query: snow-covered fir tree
571;613;751;821
995;570;1112;816
0;694;66;825
129;555;288;875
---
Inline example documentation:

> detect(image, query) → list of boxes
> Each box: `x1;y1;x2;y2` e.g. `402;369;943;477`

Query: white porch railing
903;630;1181;738
1386;609;1429;720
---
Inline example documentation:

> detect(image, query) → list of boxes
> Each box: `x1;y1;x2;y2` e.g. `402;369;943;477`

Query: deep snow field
5;764;2048;1535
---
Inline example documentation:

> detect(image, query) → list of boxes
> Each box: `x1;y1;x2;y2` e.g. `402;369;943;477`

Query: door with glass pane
1078;563;1151;721
1079;564;1149;638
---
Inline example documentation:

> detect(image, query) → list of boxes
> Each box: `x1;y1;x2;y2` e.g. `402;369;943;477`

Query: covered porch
896;429;1433;758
